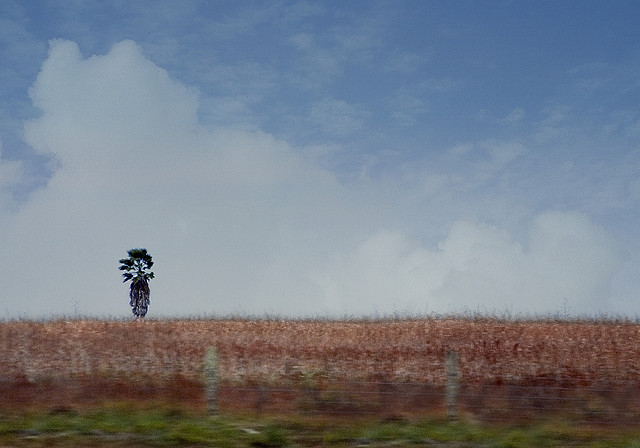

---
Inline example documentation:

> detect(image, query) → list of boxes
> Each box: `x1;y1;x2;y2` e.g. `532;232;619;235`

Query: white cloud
387;88;429;128
441;140;526;189
498;107;525;125
286;7;385;89
0;39;626;319
318;211;622;316
0;39;377;317
384;51;431;74
205;1;323;42
0;140;24;209
485;140;526;169
26;39;199;159
451;211;620;314
288;32;343;86
308;98;370;137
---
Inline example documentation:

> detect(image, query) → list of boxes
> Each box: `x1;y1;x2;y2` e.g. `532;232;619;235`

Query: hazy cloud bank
0;40;625;318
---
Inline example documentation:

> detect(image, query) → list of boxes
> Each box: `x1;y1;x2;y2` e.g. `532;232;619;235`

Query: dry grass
2;318;639;384
2;318;640;418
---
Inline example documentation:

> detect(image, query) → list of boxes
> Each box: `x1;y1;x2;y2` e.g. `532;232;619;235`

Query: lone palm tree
119;248;155;320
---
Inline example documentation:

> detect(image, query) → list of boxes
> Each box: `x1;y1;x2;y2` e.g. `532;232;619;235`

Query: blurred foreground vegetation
2;403;640;447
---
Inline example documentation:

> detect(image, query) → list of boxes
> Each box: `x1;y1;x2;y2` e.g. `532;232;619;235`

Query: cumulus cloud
0;39;625;318
0;141;24;209
318;211;621;316
435;212;621;314
0;39;378;317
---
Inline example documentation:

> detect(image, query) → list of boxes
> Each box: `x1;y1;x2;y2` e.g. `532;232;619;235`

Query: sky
1;1;640;319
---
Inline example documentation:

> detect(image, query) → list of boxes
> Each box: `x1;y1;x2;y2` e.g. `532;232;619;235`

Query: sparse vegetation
1;317;640;445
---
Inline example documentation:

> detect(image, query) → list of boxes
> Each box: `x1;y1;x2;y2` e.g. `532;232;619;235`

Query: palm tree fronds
119;248;154;319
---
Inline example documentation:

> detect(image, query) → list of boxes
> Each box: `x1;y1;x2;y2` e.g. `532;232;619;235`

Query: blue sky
1;1;640;318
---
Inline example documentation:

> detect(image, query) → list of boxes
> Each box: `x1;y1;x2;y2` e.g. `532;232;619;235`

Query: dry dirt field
1;318;640;419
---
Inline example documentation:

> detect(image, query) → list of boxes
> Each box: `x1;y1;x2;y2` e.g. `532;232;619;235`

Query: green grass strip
2;405;640;447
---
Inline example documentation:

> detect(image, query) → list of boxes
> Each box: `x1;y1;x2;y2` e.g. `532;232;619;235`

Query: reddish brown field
1;318;640;419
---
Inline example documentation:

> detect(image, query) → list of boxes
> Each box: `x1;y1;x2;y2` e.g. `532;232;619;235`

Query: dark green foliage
119;248;154;318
